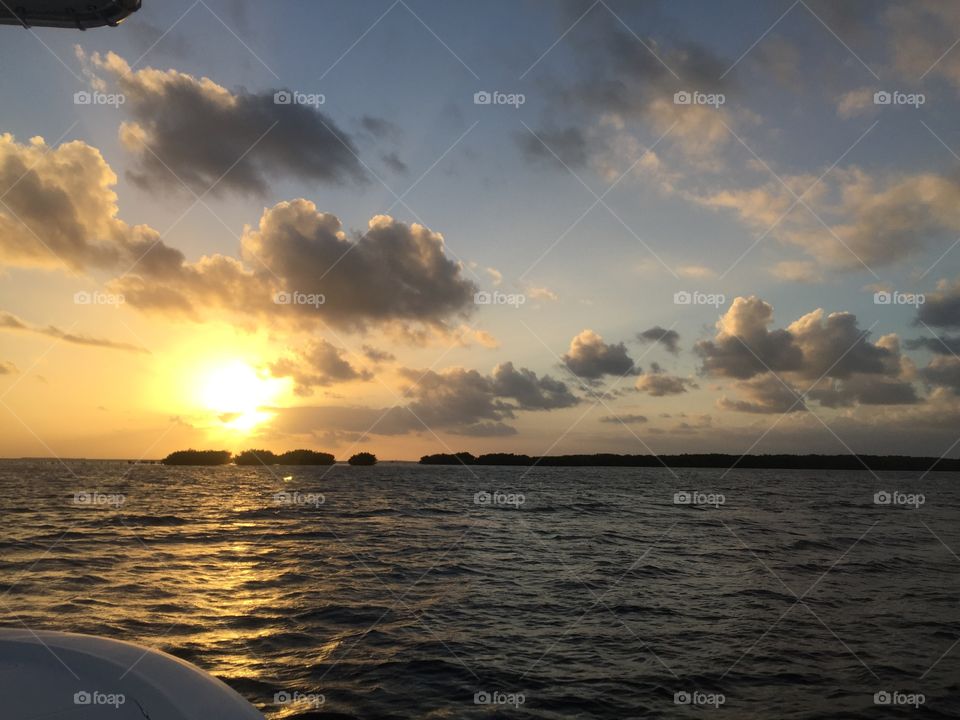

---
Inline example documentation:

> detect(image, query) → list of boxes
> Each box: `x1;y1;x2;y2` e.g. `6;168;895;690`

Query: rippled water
1;460;959;718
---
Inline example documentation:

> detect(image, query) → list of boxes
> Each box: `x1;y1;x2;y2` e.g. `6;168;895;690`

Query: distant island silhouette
419;452;960;472
160;449;378;466
348;452;378;466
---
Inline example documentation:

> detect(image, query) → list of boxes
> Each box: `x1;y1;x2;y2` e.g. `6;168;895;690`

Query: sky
0;0;959;460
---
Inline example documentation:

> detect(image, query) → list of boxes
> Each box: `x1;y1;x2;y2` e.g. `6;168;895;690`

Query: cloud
0;133;181;274
599;413;648;424
676;265;716;279
920;356;960;394
528;286;559;302
698;297;921;411
637;326;680;354
916;278;960;329
718;375;807;414
0;361;17;375
489;361;580;410
380;152;409;175
699;169;960;271
562;329;639;380
770;260;822;284
362;345;395;363
836;87;876;119
906;336;960;356
635;366;696;396
113;201;478;332
269;340;373;395
695;297;803;379
0;311;147;354
86;51;366;195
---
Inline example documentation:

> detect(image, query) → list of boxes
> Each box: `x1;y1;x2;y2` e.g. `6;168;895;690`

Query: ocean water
1;460;958;718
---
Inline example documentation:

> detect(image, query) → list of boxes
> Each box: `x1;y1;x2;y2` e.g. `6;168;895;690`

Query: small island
348;452;377;466
234;449;336;466
162;449;232;466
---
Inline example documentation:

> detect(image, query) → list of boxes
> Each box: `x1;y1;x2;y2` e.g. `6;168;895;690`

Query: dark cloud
490;362;580;410
808;376;920;408
271;362;578;438
113;201;478;331
362;345;396;363
562;329;639;380
89;52;365;196
637;326;680;354
269;340;372;395
361;116;401;140
635;367;696;397
599;413;647;424
905;336;960;355
916;279;960;329
0;360;17;375
0;311;147;354
381;152;409;174
920;357;960;394
718;375;807;414
696;296;895;380
699;297;922;412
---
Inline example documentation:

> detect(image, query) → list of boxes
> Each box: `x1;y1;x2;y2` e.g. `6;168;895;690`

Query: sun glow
198;360;283;432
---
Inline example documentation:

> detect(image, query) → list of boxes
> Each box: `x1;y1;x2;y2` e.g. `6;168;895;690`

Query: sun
198;360;283;432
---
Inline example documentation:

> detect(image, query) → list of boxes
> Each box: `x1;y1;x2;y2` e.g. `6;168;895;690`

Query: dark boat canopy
0;0;140;29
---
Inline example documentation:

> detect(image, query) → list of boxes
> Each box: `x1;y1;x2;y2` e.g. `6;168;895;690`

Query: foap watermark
874;690;925;708
874;490;925;509
74;90;125;108
274;90;325;107
674;90;725;108
674;490;725;509
273;291;325;309
74;691;126;709
674;290;725;308
273;491;325;508
73;491;126;508
74;291;125;307
874;291;925;307
274;691;325;709
674;690;725;708
474;90;525;108
474;490;525;509
475;290;526;307
474;690;525;708
873;90;925;108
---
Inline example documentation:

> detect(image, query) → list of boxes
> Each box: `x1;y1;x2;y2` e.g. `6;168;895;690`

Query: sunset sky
1;0;959;460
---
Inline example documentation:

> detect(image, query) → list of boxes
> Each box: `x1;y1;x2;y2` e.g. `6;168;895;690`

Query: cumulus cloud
637;326;680;354
562;329;639;380
113;201;478;332
698;296;920;411
86;51;365;195
269;340;373;395
0;311;147;354
635;364;696;396
0;133;181;273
